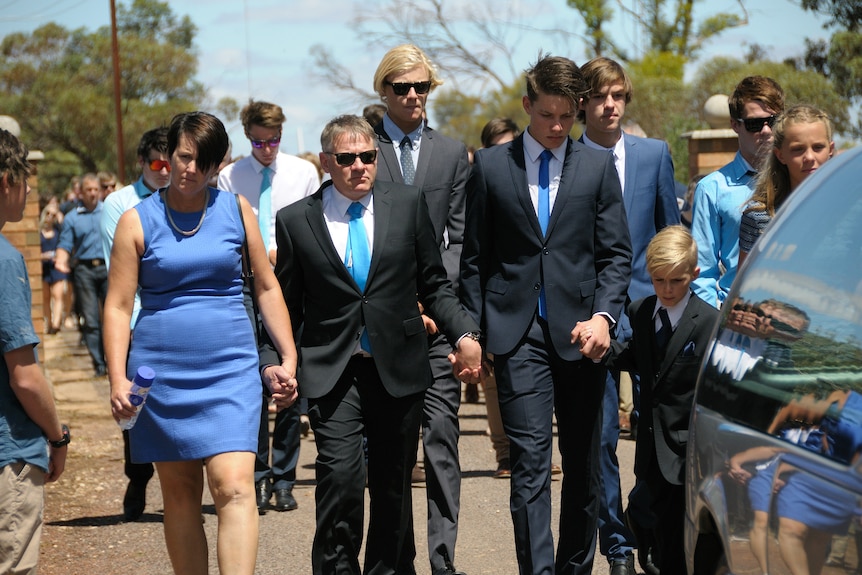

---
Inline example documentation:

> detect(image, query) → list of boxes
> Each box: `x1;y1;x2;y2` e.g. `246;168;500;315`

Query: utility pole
110;0;126;183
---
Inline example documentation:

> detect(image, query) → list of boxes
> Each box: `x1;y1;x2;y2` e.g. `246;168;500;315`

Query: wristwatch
48;424;71;448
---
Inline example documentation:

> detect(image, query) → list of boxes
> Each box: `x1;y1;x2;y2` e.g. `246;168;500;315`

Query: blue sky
1;0;829;157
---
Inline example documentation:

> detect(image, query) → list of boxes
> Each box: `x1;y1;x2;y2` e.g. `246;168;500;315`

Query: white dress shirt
522;129;566;216
218;150;320;250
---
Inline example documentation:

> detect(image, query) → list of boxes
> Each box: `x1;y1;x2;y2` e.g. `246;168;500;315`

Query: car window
696;163;862;465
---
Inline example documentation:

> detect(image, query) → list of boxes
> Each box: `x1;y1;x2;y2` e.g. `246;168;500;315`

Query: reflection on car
686;146;862;575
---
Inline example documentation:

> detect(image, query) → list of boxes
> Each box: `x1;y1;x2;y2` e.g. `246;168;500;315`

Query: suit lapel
547;139;577;237
623;136;637;215
367;184;391;286
510;135;544;239
656;296;700;387
374;123;404;184
304;186;357;290
412;125;434;187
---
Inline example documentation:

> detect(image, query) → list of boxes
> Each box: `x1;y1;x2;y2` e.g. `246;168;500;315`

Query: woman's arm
103;209;144;422
239;195;298;407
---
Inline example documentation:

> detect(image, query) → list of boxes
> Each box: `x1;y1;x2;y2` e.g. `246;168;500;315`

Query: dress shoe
609;554;636;575
493;459;511;479
619;410;632;438
272;488;298;511
300;414;311;438
94;365;107;377
255;479;272;515
123;480;147;521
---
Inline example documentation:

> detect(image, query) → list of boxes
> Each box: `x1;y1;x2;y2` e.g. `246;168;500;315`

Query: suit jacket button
543;248;549;255
533;282;541;290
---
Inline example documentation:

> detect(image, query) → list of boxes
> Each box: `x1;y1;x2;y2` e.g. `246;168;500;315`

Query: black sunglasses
738;115;777;133
326;150;378;166
385;81;432;96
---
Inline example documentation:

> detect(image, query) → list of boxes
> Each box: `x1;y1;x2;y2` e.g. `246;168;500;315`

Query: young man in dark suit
578;56;681;575
575;225;718;575
260;115;482;575
461;54;632;575
371;43;473;575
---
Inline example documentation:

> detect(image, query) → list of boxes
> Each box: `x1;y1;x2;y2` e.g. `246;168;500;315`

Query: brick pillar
5;152;45;338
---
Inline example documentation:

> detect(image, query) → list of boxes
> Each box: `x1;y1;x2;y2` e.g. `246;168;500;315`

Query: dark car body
686;147;862;575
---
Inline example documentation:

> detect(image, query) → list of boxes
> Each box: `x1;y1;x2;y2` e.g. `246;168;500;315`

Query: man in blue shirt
0;128;68;574
100;127;170;521
690;76;784;308
56;173;108;375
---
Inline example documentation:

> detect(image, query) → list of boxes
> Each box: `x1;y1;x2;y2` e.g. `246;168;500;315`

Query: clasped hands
569;315;612;360
262;361;300;411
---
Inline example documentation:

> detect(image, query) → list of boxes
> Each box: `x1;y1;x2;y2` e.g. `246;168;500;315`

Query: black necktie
656;307;672;354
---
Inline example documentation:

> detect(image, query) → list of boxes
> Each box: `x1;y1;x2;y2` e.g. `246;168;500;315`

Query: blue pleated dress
128;188;259;462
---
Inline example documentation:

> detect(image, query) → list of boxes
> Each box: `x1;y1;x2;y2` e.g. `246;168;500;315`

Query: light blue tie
538;150;552;319
346;202;371;353
259;166;272;251
538;149;552;234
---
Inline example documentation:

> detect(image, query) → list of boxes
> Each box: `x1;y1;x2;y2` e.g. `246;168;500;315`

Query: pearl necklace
165;188;209;237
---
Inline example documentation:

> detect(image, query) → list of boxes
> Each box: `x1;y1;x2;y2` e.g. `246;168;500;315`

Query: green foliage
432;79;532;149
799;0;862;32
0;0;205;189
567;0;620;57
690;57;851;136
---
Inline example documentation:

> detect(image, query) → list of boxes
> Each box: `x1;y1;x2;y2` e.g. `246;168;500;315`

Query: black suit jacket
261;180;478;399
606;293;718;484
461;134;632;359
374;122;469;287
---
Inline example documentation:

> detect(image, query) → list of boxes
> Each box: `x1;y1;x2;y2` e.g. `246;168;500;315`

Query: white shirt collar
653;290;692;330
523;128;567;163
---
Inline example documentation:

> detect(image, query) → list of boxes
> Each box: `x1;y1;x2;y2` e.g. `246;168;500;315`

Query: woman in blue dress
103;112;298;575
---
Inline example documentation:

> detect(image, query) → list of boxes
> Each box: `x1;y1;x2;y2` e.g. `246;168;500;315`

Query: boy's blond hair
646;225;698;277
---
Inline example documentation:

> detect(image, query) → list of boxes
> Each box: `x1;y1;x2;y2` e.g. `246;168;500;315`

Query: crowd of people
1;40;839;575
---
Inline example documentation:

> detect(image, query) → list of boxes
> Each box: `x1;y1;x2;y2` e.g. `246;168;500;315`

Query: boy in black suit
575;225;718;575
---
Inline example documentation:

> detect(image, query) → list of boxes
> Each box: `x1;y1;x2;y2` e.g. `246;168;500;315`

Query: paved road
40;327;635;575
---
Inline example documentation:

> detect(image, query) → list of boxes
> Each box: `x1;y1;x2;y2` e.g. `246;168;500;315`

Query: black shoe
123;481;147;521
272;488;298;511
610;554;636;575
95;365;107;377
255;479;272;515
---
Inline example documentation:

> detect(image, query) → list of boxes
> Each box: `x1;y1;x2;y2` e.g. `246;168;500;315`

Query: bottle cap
135;366;155;387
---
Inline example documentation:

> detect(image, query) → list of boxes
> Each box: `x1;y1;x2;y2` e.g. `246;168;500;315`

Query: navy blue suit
582;134;680;564
461;134;632;575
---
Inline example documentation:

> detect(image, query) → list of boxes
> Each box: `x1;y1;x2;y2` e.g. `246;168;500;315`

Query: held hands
262;361;299;411
448;337;483;384
570;315;611;360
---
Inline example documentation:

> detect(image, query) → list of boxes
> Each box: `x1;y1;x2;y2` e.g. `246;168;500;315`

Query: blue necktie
259;166;272;251
538;149;552;235
400;136;416;185
537;149;552;319
346;202;371;353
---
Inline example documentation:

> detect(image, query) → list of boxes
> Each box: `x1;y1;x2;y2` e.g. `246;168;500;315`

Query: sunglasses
326;150;378;166
738;115;777;133
148;159;171;172
250;136;281;149
385;81;432;96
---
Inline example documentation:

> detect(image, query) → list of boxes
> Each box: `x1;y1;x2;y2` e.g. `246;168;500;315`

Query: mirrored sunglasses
148;159;171;172
250;137;281;149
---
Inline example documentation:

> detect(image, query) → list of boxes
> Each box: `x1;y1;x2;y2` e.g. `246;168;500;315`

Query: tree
0;0;206;195
795;0;862;136
567;0;749;61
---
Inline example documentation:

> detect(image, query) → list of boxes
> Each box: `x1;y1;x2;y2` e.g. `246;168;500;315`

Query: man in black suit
461;55;632;575
371;43;472;575
260;115;482;575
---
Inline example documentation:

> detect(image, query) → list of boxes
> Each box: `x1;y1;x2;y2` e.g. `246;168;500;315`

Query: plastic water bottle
118;366;155;431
